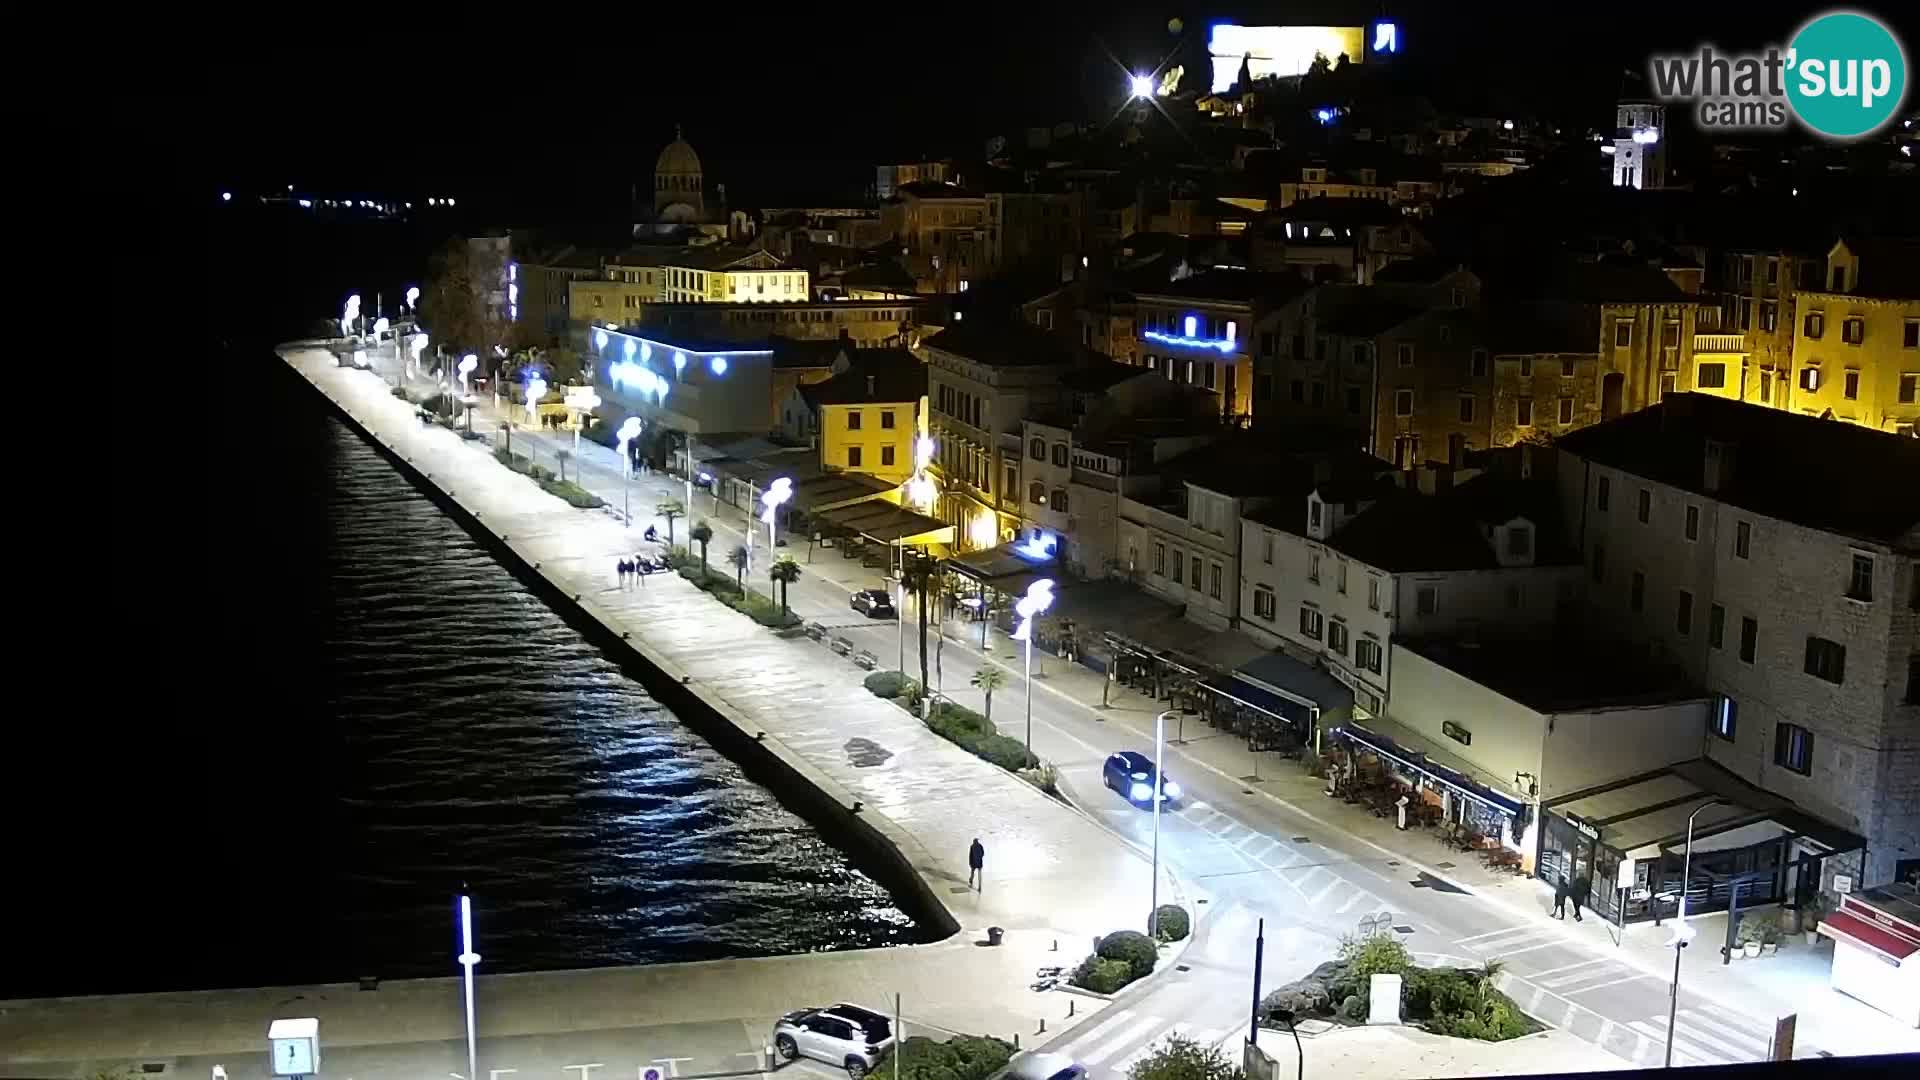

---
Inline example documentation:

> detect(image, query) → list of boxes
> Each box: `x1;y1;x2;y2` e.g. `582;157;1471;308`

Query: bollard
1038;1018;1046;1034
1051;939;1058;952
1068;1000;1075;1017
1014;1034;1020;1050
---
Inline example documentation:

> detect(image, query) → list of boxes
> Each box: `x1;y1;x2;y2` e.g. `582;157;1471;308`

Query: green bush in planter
1070;955;1134;994
864;670;910;698
977;733;1038;771
1152;904;1190;942
1097;930;1159;980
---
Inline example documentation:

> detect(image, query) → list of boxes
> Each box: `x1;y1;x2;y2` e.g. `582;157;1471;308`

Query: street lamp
455;892;481;1080
1148;708;1175;938
405;285;419;314
408;332;429;378
1664;798;1727;1068
524;375;547;427
757;477;793;576
1011;579;1056;755
458;353;477;397
340;293;361;338
1130;73;1155;98
1267;1007;1304;1080
616;417;644;526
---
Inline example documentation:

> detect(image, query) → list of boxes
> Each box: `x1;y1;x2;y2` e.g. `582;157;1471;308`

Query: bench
853;650;878;670
829;636;853;656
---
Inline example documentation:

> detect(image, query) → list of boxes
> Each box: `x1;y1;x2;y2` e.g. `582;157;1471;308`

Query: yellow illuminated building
1787;239;1920;435
804;353;928;485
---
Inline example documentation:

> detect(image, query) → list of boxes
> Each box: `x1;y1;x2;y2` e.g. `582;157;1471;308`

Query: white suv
772;1004;895;1079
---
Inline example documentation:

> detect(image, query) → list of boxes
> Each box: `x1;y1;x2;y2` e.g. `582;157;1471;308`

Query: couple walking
1553;871;1591;922
615;556;652;588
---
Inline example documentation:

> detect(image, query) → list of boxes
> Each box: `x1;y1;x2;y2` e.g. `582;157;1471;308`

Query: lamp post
616;417;645;525
760;478;792;579
1664;798;1726;1068
405;285;419;318
340;293;361;339
1011;579;1056;755
455;892;481;1080
1268;1007;1304;1080
408;332;429;380
458;353;477;398
1149;708;1171;937
524;375;546;429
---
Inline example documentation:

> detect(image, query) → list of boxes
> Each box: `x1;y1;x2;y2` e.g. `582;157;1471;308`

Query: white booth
1817;883;1920;1028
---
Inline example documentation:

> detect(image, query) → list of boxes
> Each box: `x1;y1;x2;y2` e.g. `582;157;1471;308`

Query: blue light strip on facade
596;326;773;359
1143;329;1237;353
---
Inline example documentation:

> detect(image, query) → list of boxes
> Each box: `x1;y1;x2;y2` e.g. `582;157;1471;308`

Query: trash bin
987;926;1005;946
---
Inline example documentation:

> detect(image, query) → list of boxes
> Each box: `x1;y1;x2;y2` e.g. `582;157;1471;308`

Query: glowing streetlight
1664;799;1727;1068
405;285;419;312
903;435;937;511
408;332;428;378
1011;579;1056;754
617;416;645;525
524;375;547;427
455;893;481;1080
755;477;793;575
340;293;361;338
457;353;478;397
1129;73;1155;99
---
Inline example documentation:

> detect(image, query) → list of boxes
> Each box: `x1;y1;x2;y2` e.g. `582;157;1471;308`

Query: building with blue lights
589;327;774;437
1131;270;1313;425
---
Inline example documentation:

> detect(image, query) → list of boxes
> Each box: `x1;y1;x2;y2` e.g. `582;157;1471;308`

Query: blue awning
1338;722;1526;817
1199;675;1309;727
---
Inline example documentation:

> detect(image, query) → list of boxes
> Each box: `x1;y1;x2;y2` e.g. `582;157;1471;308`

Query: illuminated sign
1208;24;1365;92
1144;313;1239;353
1371;22;1398;54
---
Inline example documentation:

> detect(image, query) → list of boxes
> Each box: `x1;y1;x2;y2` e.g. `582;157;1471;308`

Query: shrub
1339;995;1365;1022
1019;762;1059;796
1153;904;1191;942
865;670;910;698
1339;932;1412;981
1098;930;1159;980
391;385;410;400
870;1035;1014;1080
1127;1034;1246;1080
1070;955;1134;994
977;733;1038;771
528;464;553;483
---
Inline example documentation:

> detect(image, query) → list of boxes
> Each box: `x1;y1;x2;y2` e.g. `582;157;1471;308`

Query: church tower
654;125;706;223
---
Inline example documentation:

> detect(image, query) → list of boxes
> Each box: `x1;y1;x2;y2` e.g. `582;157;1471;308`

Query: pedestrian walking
1552;874;1569;919
619;558;633;588
1570;873;1590;923
967;837;985;890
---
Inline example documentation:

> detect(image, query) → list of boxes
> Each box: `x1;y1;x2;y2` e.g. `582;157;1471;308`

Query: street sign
1617;858;1637;889
1834;875;1853;894
641;1068;665;1080
267;1017;319;1077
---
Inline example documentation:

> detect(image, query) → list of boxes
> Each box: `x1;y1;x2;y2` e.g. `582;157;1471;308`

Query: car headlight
1163;781;1182;799
1130;782;1154;801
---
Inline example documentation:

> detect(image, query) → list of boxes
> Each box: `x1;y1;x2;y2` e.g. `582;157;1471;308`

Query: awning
810;500;954;545
1819;912;1919;963
1338;721;1526;817
948;543;1054;584
1199;675;1310;726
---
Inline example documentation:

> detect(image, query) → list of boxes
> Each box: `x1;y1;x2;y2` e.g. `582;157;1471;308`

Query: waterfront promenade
0;348;1180;1075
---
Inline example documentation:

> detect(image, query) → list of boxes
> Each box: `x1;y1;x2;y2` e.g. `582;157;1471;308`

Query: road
400;361;1815;1075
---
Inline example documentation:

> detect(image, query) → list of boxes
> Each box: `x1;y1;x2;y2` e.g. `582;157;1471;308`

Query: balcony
1694;333;1746;353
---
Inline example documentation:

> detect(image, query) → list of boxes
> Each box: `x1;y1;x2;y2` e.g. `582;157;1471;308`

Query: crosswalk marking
1559;971;1657;995
1629;1020;1712;1067
1455;924;1532;945
1634;1011;1766;1064
1309;874;1344;906
1333;889;1369;914
1083;1016;1167;1067
1109;1022;1191;1074
1069;1009;1150;1051
1530;957;1609;980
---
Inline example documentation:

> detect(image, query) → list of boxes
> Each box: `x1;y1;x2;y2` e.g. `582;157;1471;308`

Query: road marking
1560;972;1658;995
1309;875;1345;906
1333;889;1370;914
1676;1009;1770;1056
1237;833;1275;857
1635;1017;1747;1064
1068;1009;1151;1050
1454;924;1536;946
1110;1022;1192;1074
1478;938;1564;959
1528;957;1610;979
1083;1016;1168;1066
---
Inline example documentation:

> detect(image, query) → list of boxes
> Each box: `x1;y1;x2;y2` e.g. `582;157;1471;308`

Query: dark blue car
1102;751;1181;807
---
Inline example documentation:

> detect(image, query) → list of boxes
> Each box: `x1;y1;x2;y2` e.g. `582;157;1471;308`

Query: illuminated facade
1610;103;1667;190
1784;239;1920;435
804;355;928;485
882;183;987;294
588;328;773;436
1207;24;1365;92
1133;271;1309;424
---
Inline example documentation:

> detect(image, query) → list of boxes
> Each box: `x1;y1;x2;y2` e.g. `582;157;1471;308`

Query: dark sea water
0;210;923;999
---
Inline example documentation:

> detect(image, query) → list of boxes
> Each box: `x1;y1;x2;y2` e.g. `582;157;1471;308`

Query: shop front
1538;759;1864;927
1818;883;1920;1027
1330;719;1532;871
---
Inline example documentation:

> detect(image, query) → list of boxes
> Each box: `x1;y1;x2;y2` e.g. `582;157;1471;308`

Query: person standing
1552;873;1570;919
967;838;985;890
1570;872;1590;923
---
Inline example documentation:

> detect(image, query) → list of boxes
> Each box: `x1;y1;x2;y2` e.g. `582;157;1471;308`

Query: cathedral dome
656;130;702;177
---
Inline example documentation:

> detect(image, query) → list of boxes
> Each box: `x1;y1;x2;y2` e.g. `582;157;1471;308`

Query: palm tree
657;497;685;547
901;550;938;693
971;666;1008;723
554;448;571;485
690;520;714;577
769;556;802;614
727;544;750;587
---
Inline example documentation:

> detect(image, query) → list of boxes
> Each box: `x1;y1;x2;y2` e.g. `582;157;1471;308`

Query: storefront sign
1571;817;1601;841
1835;874;1853;894
1617;857;1637;889
1442;720;1472;746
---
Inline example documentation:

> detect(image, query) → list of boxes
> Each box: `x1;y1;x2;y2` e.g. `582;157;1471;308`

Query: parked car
1006;1052;1086;1080
772;1004;895;1079
850;588;895;618
1102;750;1181;807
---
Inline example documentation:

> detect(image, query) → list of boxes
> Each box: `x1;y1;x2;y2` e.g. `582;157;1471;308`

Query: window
1004;464;1017;497
1308;552;1321;583
1734;521;1752;559
1710;695;1737;741
1328;621;1349;655
1290;379;1305;404
1458;395;1476;423
1516;397;1534;427
1153;542;1166;576
1506;525;1531;557
1029;437;1045;460
1630;570;1645;612
1298;606;1324;640
1558;396;1574;424
1439;325;1453;344
1696;362;1727;388
1262;533;1274;565
1906;654;1919;704
1904;319;1920;348
847;446;863;467
1415;585;1438;616
1053;489;1069;514
1847;553;1874;601
1774;723;1814;775
1800;366;1821;392
1209;562;1223;599
1843;370;1860;400
1346;386;1366;414
1051;443;1069;467
1676;590;1694;636
1520;356;1534;377
1397;343;1414;367
1804;311;1824;339
1190;555;1202;589
1739;616;1758;663
880;410;895;429
1597;476;1611;511
1336;561;1348;594
1471;349;1489;377
1367;576;1381;611
1901;373;1919;404
1028;481;1045;505
847;410;863;431
1842;317;1864;345
1637;489;1651;524
1684;505;1700;541
1356;638;1382;674
1504;582;1523;609
1760;302;1777;332
1614;321;1633;348
1662;322;1681;349
1709;603;1725;648
1394;389;1414;417
1253;586;1276;620
881;445;896;467
1592;542;1607;583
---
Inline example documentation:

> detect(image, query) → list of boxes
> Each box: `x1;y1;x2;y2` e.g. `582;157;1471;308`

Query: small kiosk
1817;882;1920;1028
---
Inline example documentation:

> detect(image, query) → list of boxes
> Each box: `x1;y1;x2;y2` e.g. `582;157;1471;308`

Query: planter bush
1069;956;1134;994
538;479;604;508
871;1035;1014;1080
865;670;910;699
1098;930;1159;980
1153;904;1191;942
